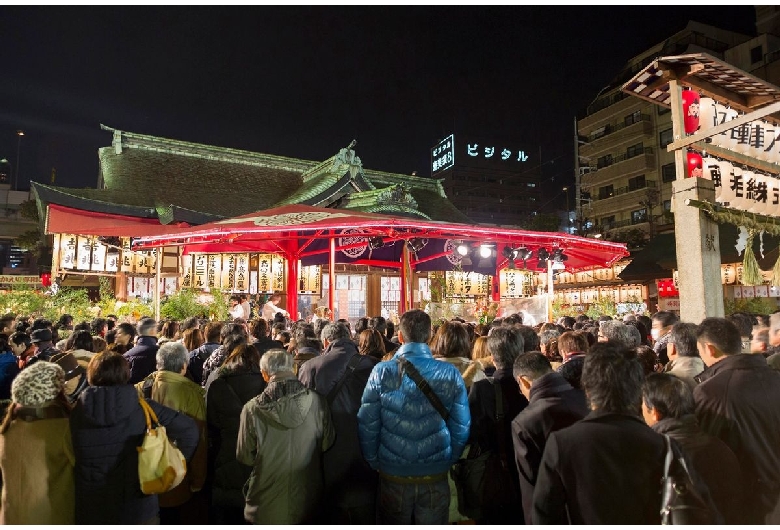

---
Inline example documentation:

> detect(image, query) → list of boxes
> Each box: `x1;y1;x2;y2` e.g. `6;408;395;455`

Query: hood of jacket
256;375;313;429
77;384;141;427
651;414;700;438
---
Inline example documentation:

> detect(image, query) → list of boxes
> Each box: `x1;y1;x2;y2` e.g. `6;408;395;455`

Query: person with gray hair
299;319;376;523
123;317;159;384
135;341;207;524
238;349;334;524
598;320;640;348
320;322;352;346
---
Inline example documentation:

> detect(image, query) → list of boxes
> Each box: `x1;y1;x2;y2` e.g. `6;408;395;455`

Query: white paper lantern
698;98;717;133
710;102;736;149
730;166;750;211
750;173;772;216
704;158;732;205
760;122;777;162
718;162;738;208
748;121;766;160
741;170;757;212
766;175;780;217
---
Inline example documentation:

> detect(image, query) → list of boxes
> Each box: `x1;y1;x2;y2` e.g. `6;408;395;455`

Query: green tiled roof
36;126;475;226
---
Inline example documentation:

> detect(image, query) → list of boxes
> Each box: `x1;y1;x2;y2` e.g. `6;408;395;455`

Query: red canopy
132;203;629;271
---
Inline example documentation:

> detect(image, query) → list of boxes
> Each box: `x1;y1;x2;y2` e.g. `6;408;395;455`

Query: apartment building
577;21;752;241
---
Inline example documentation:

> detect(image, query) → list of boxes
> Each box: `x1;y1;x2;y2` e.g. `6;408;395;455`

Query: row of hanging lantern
682;89;780;163
681;89;780;217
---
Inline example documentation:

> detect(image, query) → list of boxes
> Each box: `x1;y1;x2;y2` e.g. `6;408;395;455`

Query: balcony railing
596;180;657;201
585;114;652;144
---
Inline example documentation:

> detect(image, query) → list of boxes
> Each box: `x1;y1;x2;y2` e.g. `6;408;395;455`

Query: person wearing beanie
0;361;74;524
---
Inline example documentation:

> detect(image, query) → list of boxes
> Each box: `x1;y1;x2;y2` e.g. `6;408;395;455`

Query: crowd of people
0;305;779;524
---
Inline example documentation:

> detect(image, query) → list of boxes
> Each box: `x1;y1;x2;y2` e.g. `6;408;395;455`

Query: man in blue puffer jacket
358;309;470;524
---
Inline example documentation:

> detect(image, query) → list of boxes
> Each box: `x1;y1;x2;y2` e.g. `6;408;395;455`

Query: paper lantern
763;174;778;217
699;97;717;132
686;150;703;178
759;122;775;162
703;158;731;204
682;89;700;134
717;162;737;207
748;121;766;160
711;102;738;149
742;170;758;213
748;173;771;216
728;166;747;210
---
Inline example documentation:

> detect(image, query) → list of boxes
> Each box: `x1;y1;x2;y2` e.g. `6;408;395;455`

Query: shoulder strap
397;356;450;422
326;353;363;405
142;376;154;400
492;379;510;464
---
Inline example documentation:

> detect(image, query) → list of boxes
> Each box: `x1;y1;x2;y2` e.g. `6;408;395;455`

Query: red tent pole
400;242;408;313
286;255;299;321
329;236;336;318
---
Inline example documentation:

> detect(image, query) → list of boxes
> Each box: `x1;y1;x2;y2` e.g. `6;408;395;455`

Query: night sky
0;6;757;210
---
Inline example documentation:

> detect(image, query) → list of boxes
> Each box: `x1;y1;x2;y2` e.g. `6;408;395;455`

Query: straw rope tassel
742;230;763;286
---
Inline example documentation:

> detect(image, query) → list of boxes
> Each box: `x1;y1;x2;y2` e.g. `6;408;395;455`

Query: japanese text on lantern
258;255;271;293
235;254;249;292
207;254;221;289
77;236;92;271
120;238;134;273
273;257;285;291
193;254;207;288
222;255;236;291
60;234;77;270
181;255;193;288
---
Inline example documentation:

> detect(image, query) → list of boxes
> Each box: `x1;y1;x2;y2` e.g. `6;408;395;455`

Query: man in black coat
694;317;780;524
642;372;742;524
466;326;528;524
532;342;666;524
298;321;378;524
123;318;159;385
511;352;588;524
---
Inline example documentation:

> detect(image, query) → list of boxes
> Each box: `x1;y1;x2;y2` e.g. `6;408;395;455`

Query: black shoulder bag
660;434;721;525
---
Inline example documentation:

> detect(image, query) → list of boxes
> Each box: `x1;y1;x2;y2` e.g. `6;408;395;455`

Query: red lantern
682;89;700;134
686;150;703;178
40;273;51;287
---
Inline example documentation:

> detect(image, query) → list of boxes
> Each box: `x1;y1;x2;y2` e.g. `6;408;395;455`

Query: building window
662;163;676;183
626;142;644;158
597;154;613;169
624;111;642;126
751;45;763;64
601;215;615;229
660;128;673;148
632;208;647;224
598;185;614;200
628;174;646;191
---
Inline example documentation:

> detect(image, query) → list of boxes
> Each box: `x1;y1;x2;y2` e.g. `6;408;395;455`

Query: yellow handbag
137;396;187;495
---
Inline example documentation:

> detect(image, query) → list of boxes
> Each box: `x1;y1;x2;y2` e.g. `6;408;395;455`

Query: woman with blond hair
430;320;485;390
0;361;74;524
471;335;495;377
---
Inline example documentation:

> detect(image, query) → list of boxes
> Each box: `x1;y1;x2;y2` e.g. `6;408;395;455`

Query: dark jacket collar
651;414;700;438
137;336;158;346
529;371;574;402
696;352;769;383
492;366;515;381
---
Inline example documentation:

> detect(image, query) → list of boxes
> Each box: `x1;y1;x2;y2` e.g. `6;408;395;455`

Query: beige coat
135;370;208;507
0;404;75;524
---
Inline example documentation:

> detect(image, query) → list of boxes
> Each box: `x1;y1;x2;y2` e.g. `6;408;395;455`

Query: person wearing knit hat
0;361;74;524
